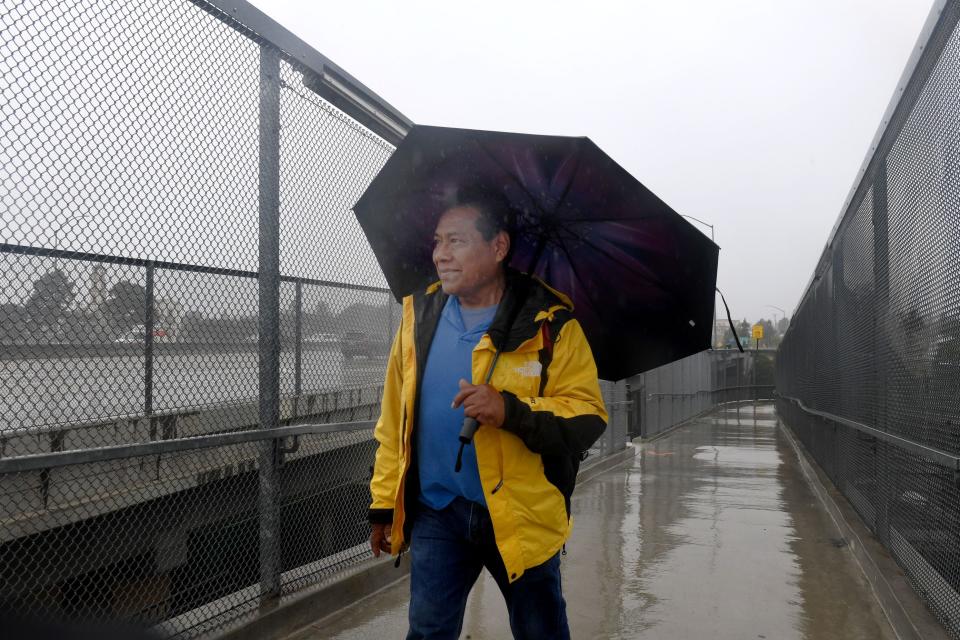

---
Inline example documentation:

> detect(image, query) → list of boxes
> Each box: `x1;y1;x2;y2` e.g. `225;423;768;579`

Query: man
368;185;607;639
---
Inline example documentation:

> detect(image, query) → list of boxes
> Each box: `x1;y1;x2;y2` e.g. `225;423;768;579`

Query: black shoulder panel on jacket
500;391;606;457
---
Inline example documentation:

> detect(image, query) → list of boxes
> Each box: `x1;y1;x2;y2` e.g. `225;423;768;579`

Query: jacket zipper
480;339;506;496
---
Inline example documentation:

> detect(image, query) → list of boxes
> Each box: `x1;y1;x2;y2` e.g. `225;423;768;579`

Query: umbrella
353;125;719;381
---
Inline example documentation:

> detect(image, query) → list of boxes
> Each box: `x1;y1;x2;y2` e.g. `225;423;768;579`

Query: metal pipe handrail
778;393;960;471
0;242;392;294
646;385;775;399
0;420;375;474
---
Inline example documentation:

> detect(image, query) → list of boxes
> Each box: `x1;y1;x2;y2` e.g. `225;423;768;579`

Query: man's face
433;206;508;298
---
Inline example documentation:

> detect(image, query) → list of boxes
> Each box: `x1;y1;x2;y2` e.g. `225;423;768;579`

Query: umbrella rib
549;213;665;224
575;234;669;289
471;139;551;219
553;239;606;312
552;143;584;215
565;228;689;311
544;217;671;287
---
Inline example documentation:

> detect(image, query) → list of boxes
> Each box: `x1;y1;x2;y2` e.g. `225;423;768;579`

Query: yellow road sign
752;324;764;340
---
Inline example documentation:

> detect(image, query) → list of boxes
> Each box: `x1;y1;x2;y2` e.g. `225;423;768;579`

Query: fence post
607;401;615;454
387;295;395;345
619;381;625;449
295;281;303;399
257;43;282;605
737;353;745;423
144;264;154;417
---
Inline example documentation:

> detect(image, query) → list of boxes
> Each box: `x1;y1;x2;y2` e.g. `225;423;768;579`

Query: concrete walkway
289;403;896;639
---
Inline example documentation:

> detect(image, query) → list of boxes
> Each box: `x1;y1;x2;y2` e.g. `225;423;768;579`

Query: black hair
447;184;516;261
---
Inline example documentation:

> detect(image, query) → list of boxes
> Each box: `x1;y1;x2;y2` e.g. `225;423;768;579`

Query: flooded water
292;403;895;640
0;348;385;431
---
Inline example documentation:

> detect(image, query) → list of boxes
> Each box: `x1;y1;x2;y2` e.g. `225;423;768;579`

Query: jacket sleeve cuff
368;508;394;525
501;390;528;434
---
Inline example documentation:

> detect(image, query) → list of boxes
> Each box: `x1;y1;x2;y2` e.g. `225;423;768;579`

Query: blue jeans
406;497;569;640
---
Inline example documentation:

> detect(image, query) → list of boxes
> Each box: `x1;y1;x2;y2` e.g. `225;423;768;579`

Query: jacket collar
414;268;572;355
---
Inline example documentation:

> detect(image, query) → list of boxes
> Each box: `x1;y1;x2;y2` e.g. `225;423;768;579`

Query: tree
758;318;779;347
736;319;751;339
303;299;334;336
102;281;147;330
336;302;391;338
310;300;331;318
181;312;256;343
776;316;790;334
25;269;76;336
0;303;31;344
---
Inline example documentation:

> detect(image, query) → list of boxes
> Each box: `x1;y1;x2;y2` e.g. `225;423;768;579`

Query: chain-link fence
0;1;642;636
777;2;960;637
0;0;413;636
627;349;775;440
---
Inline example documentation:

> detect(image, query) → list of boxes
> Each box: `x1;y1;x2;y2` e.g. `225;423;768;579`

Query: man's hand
452;379;506;428
370;523;392;558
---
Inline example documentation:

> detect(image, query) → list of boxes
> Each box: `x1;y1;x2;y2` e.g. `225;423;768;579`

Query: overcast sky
251;0;933;324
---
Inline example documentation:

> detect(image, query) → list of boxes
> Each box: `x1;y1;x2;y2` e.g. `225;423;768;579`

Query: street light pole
764;304;786;349
764;304;786;327
681;214;717;348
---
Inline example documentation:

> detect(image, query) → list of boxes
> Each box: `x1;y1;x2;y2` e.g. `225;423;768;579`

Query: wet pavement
289;403;896;639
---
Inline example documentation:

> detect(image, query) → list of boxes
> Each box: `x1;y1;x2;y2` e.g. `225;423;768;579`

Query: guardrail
627;350;776;440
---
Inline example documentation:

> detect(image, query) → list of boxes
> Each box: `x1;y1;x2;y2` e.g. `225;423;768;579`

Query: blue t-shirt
417;296;498;510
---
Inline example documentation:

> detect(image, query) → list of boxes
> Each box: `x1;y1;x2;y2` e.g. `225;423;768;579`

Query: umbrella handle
453;347;502;472
458;417;480;444
454;417;480;473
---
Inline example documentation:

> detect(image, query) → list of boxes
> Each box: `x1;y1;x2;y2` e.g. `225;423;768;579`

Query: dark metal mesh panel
778;4;960;635
0;429;376;638
0;0;403;636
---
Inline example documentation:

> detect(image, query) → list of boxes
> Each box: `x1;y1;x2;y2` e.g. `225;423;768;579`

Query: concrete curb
213;556;410;640
779;418;950;640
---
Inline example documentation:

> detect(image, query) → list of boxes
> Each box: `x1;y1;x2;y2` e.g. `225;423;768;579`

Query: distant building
155;297;186;341
88;263;108;311
714;319;729;347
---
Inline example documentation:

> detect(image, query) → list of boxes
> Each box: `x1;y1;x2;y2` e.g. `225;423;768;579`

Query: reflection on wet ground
291;403;895;640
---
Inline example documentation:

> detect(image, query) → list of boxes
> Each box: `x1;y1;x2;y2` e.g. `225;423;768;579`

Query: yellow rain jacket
368;269;608;583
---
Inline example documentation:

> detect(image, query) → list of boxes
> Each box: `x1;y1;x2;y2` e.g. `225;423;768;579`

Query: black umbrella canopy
353;125;719;380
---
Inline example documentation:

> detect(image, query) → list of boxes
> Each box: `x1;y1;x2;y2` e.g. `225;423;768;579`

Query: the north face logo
514;361;542;377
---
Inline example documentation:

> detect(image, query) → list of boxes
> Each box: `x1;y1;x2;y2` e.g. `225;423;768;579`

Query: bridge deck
288;403;896;639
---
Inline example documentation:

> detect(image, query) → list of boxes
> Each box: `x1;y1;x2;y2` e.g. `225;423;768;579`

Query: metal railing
627;349;776;440
589;380;630;461
777;2;960;637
